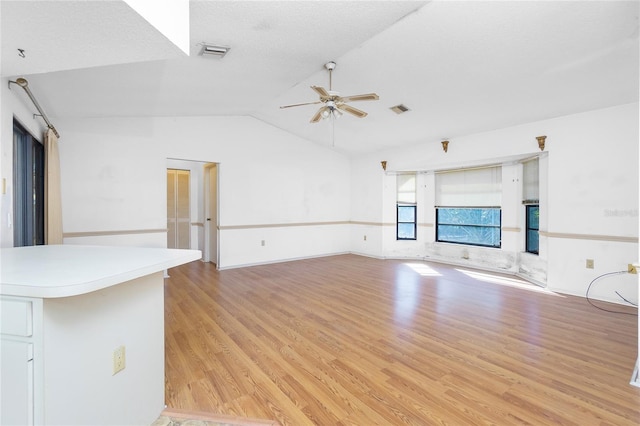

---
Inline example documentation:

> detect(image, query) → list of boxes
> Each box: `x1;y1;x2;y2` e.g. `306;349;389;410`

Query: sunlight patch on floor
404;262;442;276
455;268;562;296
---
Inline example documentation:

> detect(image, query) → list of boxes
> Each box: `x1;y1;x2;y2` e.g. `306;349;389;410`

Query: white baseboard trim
515;272;547;288
348;251;385;260
217;251;351;270
418;255;518;275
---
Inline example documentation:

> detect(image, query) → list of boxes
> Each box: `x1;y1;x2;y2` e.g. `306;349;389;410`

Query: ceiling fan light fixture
390;104;410;114
198;43;231;58
280;60;379;123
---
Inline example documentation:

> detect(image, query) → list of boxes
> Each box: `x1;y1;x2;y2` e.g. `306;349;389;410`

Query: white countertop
0;245;201;298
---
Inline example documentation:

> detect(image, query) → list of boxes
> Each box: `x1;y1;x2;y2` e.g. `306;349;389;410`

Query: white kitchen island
0;245;201;426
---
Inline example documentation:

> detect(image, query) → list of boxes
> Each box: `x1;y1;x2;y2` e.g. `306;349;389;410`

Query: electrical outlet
261;240;265;247
363;235;367;241
628;264;638;274
586;259;594;269
113;345;126;375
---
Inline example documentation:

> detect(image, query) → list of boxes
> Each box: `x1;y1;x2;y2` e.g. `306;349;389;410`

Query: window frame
435;207;502;248
396;204;417;240
525;204;539;255
396;173;417;241
13;120;45;247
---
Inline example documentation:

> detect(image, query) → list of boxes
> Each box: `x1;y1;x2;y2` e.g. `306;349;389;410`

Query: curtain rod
9;77;60;138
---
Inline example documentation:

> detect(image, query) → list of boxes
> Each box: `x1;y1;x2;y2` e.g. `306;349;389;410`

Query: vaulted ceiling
2;1;638;154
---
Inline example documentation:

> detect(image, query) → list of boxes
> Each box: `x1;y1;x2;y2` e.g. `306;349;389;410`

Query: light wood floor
164;255;639;425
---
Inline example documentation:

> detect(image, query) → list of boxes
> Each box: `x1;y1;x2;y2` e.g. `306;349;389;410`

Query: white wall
350;158;385;257
543;104;638;302
350;102;639;304
54;115;351;268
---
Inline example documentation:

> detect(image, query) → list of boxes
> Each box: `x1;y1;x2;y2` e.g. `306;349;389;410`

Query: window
13;120;45;246
523;158;539;254
526;205;539;254
397;205;416;240
435;166;502;248
437;208;501;247
396;173;416;240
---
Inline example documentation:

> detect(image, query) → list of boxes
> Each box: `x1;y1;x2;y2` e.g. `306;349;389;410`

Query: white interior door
167;169;190;249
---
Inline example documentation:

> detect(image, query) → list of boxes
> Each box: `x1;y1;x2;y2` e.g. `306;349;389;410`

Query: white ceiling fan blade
338;103;368;118
311;86;331;99
280;100;323;109
310;106;327;123
340;93;379;102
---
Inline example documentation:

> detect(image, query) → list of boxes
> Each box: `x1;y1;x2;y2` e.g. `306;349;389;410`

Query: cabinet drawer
0;298;33;337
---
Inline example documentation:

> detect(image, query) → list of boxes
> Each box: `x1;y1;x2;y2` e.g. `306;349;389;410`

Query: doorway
165;158;219;267
203;163;219;266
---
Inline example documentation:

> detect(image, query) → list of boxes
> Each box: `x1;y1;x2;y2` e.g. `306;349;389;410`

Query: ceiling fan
280;61;379;123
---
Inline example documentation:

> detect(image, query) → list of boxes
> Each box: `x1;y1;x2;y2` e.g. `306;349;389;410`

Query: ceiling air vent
198;43;231;58
390;104;410;114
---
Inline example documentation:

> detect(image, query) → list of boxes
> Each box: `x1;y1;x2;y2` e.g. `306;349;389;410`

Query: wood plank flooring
164;254;639;425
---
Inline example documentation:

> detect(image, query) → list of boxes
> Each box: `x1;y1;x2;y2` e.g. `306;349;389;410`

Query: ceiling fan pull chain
332;114;335;147
329;68;332;91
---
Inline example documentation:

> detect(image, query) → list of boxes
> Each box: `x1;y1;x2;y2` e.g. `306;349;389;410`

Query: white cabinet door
1;339;34;426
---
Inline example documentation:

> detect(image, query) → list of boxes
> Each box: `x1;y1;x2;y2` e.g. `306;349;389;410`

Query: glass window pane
33;143;45;245
526;205;540;254
436;208;500;226
397;205;416;240
437;225;500;247
527;206;539;230
13;121;44;247
398;223;416;239
526;230;539;253
436;207;501;248
398;206;415;222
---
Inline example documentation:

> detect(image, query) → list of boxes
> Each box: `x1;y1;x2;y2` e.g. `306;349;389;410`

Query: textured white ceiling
256;0;640;152
1;0;187;76
2;0;638;155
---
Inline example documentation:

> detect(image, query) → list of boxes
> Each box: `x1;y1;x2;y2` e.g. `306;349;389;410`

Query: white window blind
435;166;502;207
397;173;416;204
522;158;539;203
